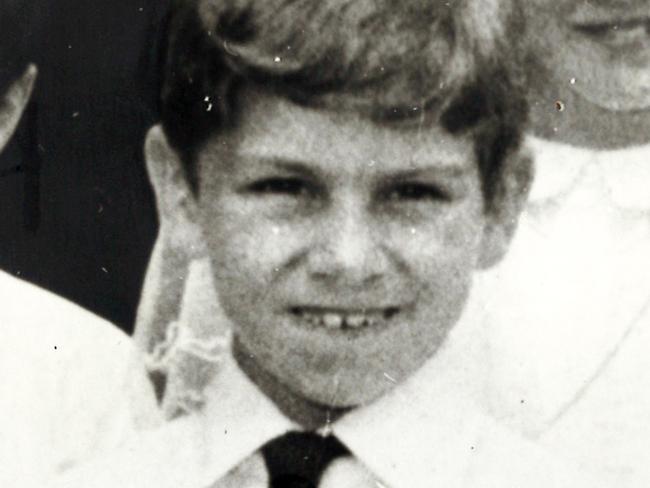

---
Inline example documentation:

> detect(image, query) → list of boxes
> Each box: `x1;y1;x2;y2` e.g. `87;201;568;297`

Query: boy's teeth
346;314;366;328
295;309;395;329
323;313;343;329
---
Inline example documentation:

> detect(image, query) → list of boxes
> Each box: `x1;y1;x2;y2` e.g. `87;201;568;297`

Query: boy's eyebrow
385;164;474;180
248;156;323;178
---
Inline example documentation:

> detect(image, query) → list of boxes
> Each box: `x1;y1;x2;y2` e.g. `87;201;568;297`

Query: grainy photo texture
1;1;649;487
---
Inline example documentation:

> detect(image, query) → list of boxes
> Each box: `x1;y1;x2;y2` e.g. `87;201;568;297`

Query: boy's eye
384;182;450;203
246;177;313;197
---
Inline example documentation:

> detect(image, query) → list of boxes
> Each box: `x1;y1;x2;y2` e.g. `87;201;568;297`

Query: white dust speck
383;372;397;383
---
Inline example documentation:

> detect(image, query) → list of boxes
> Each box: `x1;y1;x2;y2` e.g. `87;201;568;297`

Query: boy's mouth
288;306;400;331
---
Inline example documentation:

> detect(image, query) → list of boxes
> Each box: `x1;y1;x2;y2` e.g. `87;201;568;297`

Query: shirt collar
526;136;650;210
179;302;573;487
145;323;489;488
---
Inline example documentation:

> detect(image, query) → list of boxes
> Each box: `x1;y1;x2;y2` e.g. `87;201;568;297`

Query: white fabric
474;137;650;485
319;458;378;488
51;303;599;488
136;256;230;418
0;271;162;487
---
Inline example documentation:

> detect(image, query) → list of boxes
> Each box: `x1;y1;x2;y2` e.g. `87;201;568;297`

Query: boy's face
192;87;510;408
522;0;650;111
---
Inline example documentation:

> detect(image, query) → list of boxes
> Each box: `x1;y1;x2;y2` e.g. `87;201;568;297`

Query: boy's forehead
200;86;476;175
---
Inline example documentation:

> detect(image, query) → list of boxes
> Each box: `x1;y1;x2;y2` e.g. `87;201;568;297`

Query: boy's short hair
0;0;32;96
160;0;528;210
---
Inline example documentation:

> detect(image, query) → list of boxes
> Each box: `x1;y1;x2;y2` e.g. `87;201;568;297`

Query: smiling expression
194;86;503;407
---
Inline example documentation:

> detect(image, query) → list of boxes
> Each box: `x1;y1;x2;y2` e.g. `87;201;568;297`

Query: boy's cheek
394;218;485;268
206;218;304;280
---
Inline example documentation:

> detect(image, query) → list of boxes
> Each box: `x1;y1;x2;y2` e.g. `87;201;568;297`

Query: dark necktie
261;431;351;488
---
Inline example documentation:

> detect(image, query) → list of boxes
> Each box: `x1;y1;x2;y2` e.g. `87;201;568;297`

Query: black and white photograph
1;0;649;486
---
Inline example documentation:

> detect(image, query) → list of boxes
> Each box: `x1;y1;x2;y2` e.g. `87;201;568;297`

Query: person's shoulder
0;271;131;360
0;271;142;425
0;272;161;486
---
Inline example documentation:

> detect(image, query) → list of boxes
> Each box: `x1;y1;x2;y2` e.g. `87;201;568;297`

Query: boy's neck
232;336;351;431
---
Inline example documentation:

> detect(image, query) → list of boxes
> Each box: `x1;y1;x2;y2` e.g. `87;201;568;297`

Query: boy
54;0;598;486
0;3;160;485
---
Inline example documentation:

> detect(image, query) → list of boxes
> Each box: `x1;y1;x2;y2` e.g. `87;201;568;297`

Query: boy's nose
306;205;390;286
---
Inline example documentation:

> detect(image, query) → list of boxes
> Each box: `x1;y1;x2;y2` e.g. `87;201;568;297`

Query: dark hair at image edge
160;0;528;209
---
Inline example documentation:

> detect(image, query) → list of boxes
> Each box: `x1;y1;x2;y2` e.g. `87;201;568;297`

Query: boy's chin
233;335;393;413
292;371;398;411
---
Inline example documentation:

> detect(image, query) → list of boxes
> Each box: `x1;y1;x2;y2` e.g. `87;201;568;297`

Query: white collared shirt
52;303;598;488
473;137;650;483
0;271;161;487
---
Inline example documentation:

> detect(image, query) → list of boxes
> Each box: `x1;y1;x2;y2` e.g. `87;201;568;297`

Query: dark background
0;0;170;333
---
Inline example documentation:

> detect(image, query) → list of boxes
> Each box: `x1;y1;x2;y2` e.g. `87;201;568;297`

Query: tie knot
261;431;351;488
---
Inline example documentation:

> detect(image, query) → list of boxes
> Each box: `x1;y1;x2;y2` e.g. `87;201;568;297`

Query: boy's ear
477;145;534;269
137;125;208;353
144;124;204;257
0;64;37;151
